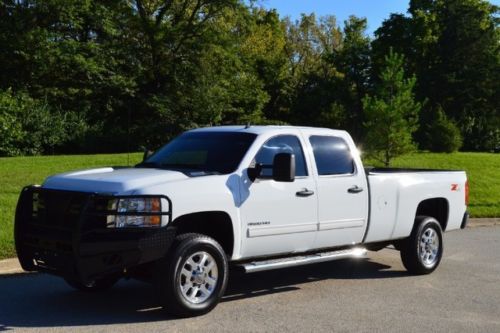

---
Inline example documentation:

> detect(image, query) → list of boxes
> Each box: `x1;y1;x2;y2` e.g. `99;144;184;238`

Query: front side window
254;135;308;177
309;136;354;175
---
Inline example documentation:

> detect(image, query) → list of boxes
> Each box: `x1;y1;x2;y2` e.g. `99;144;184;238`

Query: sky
259;0;500;35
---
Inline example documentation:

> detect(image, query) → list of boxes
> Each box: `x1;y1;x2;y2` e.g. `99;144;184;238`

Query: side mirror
273;153;295;182
247;163;263;181
142;149;154;162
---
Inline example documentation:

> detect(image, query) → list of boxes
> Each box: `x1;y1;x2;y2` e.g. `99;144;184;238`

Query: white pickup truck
15;126;469;317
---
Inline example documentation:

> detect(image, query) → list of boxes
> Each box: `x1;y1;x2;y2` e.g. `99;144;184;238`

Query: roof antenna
245;122;251;129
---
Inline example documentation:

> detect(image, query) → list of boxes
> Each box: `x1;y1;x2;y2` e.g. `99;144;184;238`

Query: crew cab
15;126;469;316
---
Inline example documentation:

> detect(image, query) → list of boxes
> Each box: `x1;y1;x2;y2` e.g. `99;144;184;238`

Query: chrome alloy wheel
179;251;218;304
419;227;440;267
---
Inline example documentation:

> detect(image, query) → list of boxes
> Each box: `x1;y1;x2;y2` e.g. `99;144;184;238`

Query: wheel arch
170;211;235;257
415;198;449;231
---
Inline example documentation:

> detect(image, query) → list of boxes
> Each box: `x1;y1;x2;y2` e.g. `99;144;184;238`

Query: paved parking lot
1;226;499;332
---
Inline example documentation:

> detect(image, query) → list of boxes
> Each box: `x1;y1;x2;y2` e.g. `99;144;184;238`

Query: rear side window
254;135;308;177
309;136;354;175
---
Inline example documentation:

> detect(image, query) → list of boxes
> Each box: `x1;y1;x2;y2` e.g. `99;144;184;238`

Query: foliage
0;89;83;156
421;107;463;153
362;50;421;166
0;89;24;156
281;14;372;139
331;16;371;141
372;0;500;151
0;0;498;155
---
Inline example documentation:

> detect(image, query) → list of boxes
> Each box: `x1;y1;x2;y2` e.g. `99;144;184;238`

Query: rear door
307;134;369;248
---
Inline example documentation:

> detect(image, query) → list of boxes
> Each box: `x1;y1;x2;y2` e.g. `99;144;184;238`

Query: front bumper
14;186;176;283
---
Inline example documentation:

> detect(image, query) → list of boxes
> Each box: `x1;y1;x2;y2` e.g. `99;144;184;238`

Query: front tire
400;216;443;275
155;233;228;317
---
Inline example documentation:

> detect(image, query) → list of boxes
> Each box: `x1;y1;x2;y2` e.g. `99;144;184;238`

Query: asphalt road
1;226;499;333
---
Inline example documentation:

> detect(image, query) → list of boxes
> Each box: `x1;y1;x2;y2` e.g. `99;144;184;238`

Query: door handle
296;188;315;197
348;185;364;194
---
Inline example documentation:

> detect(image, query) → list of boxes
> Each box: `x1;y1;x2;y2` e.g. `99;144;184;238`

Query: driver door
239;134;318;258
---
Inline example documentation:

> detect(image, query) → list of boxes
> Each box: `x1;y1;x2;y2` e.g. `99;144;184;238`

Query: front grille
15;187;94;274
31;189;89;231
22;188;91;259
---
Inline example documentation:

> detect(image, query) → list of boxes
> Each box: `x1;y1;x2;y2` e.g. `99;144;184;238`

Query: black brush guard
14;186;176;283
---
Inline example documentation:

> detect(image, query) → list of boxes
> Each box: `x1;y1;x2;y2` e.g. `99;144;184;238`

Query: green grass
0;153;142;259
1;152;498;259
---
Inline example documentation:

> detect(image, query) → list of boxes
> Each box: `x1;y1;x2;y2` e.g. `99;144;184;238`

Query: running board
239;248;367;273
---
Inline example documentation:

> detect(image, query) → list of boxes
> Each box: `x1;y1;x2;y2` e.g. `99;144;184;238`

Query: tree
362;50;421;166
422;107;462;152
283;14;346;127
372;0;500;151
238;8;288;122
432;0;499;151
330;16;371;140
0;0;137;152
2;0;496;156
0;89;24;156
0;89;82;156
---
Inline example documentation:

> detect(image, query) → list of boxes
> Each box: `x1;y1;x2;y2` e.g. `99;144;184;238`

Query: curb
0;258;27;277
1;218;498;276
468;217;499;227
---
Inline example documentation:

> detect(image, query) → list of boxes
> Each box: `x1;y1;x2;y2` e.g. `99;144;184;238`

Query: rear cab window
309;135;355;175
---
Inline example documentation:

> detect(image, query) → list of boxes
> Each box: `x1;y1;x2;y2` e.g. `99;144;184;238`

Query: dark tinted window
309;136;354;175
254;135;308;177
139;132;257;174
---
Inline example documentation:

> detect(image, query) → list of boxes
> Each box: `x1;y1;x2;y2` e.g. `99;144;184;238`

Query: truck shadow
0;258;406;329
223;258;406;302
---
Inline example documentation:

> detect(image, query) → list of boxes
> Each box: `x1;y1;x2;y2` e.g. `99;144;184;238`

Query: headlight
106;197;164;228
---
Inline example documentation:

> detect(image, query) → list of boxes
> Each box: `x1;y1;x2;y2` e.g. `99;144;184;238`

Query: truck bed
363;168;467;243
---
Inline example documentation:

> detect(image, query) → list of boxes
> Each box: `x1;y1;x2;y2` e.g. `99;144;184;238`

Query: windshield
137;131;257;175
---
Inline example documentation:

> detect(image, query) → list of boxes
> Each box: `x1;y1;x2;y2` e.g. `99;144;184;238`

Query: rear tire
155;233;228;317
400;216;443;275
64;275;119;292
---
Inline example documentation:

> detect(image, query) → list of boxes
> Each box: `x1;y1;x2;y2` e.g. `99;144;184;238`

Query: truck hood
42;167;188;194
